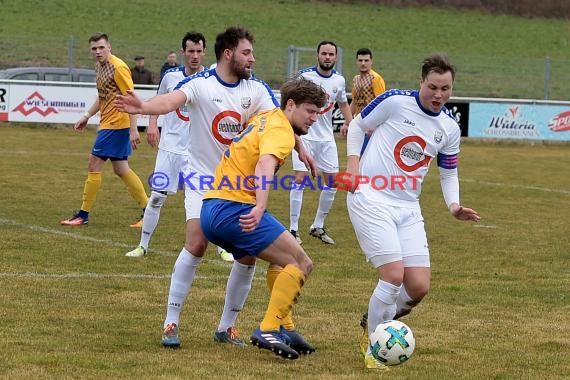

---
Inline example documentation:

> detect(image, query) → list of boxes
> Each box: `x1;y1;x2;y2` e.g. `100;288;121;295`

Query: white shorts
184;177;207;221
292;139;339;173
151;150;190;195
347;192;430;268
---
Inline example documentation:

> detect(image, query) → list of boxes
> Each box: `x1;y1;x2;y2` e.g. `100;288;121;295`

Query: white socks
140;191;167;250
217;261;256;332
395;285;414;317
164;248;202;327
368;280;400;336
289;187;304;232
312;187;337;228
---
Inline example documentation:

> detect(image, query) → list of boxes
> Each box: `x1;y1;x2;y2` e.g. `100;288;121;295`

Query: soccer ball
369;320;415;366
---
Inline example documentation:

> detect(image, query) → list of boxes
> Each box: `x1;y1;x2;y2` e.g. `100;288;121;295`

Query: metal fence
1;35;568;101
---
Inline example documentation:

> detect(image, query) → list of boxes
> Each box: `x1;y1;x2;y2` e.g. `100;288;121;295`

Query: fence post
544;56;551;100
68;36;75;72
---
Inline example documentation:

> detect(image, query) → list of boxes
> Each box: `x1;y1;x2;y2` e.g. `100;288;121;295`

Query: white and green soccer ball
370;320;415;366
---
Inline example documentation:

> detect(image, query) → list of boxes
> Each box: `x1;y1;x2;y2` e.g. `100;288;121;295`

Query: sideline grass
0;124;569;379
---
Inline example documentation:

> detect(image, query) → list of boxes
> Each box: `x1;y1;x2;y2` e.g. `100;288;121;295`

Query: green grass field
1;0;570;99
0;125;568;379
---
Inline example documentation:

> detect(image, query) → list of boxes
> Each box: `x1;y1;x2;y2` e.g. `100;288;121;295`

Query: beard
230;56;251;80
318;61;334;71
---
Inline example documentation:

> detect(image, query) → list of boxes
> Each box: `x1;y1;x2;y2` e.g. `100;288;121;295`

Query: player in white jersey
344;54;480;370
289;41;353;245
115;26;317;352
125;31;206;259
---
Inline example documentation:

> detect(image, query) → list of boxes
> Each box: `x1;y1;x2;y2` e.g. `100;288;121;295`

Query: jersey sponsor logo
319;93;334;115
211;110;244;145
175;105;189;122
393;135;432;172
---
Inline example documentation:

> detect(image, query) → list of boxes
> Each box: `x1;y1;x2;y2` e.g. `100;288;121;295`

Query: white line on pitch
0;217;265;273
461;178;570;195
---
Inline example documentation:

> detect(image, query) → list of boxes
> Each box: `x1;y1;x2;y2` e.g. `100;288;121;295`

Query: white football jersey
299;66;348;142
156;66;198;154
175;68;278;176
355;89;460;207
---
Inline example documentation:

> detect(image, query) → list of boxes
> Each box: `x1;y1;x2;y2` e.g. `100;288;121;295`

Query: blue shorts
91;128;131;161
200;199;286;260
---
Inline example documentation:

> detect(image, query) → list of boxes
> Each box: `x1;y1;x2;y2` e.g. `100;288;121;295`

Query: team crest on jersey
241;97;252;109
434;130;443;144
259;117;267;132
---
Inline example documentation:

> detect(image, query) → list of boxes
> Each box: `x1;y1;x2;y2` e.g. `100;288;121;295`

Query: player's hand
340;123;348;137
344;156;360;193
298;149;318;178
450;203;480;222
115;90;143;114
74;118;88;132
239;206;264;232
130;130;141;150
147;126;160;147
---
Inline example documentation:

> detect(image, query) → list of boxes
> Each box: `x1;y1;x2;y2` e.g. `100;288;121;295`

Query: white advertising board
0;80;160;126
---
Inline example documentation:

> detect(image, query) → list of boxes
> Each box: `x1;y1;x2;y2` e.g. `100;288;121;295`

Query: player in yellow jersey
349;48;386;118
60;32;148;227
200;76;326;359
342;48;386;157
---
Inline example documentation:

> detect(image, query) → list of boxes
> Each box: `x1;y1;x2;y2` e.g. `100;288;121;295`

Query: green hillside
1;0;569;99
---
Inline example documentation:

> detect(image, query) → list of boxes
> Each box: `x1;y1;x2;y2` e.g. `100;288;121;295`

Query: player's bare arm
345;155;361;193
129;114;140;149
115;89;186;116
294;135;317;177
147;115;160;147
75;99;99;132
339;101;353;137
239;154;278;233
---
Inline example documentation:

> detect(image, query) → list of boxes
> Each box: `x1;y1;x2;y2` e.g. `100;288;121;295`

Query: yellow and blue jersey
204;108;295;204
96;54;134;130
351;69;386;116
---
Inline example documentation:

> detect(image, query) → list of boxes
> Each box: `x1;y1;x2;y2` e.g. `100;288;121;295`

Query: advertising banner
469;102;570;141
1;81;160;127
0;85;7;121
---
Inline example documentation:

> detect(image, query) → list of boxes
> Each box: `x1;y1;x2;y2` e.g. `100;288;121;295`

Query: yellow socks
119;169;148;208
266;266;295;330
80;172;102;212
260;264;305;332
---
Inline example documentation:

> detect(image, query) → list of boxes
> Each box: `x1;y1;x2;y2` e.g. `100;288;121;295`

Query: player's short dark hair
279;75;327;110
421;53;456;81
356;48;373;58
182;32;206;50
88;32;108;43
214;26;254;61
317;40;337;54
